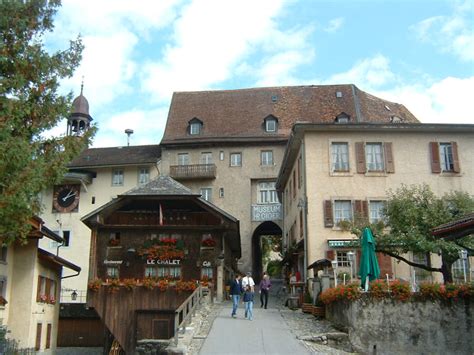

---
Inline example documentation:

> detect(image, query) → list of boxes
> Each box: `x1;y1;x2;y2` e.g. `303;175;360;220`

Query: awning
327;239;358;248
307;258;332;271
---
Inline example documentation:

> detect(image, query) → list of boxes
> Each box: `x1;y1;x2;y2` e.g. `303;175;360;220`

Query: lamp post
347;251;355;283
459;249;468;283
331;259;338;287
71;290;78;301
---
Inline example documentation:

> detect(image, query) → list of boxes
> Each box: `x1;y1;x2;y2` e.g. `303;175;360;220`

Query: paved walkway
199;305;311;354
180;280;356;355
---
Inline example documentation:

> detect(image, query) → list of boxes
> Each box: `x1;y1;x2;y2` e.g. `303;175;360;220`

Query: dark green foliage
0;0;95;243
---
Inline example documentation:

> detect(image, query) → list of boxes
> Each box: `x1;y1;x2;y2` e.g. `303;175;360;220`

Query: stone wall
326;296;473;355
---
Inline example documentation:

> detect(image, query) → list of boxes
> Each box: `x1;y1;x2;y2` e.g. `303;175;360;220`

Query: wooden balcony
170;164;216;180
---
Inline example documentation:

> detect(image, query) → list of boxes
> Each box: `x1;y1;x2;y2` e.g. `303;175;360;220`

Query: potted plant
201;238;216;247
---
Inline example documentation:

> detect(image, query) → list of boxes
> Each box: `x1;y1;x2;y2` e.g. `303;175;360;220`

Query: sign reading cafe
252;204;282;221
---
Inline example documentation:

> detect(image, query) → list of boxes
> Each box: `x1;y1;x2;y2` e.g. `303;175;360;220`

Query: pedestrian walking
259;271;271;309
243;285;254;320
242;271;255;291
230;274;242;318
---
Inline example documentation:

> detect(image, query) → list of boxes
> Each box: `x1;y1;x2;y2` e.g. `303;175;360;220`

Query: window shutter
354;200;368;220
46;324;52;349
376;252;392;277
326;250;335;260
384;142;395;173
451;141;460;173
45;278;51;302
36;276;42;302
35;323;42;351
429;142;441;173
355;142;366;173
323;200;333;228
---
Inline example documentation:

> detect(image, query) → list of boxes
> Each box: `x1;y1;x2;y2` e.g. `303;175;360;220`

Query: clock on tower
53;184;81;213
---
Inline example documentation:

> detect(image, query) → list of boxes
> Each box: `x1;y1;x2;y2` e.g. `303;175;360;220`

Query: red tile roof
161;85;419;144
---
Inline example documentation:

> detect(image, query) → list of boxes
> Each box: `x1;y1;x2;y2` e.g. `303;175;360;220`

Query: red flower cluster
108;239;120;246
138;245;185;260
419;282;474;300
320;284;361;305
88;278;102;291
201;238;216;247
160;238;177;245
176;280;197;292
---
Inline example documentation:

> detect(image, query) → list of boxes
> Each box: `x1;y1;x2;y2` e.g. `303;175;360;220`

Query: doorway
251;221;282;283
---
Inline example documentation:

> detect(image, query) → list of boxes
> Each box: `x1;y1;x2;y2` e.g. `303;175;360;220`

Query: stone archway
251;221;282;283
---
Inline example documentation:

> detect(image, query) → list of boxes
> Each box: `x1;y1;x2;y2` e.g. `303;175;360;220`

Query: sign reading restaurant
252;204;282;222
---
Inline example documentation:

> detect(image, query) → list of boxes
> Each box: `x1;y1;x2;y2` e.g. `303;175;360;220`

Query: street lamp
459;249;468;283
71;290;78;301
347;251;355;283
331;259;338;287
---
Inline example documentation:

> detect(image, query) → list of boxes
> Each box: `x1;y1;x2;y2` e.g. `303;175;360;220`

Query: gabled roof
68;144;161;168
161;84;419;145
432;213;474;241
123;176;196;196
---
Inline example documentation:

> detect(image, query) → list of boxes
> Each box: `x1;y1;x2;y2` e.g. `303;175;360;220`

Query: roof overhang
38;248;81;272
432;213;474;241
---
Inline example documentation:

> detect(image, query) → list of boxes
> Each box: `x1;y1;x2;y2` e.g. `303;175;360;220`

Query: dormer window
188;118;203;135
264;115;278;133
335;112;350;123
390;115;403;123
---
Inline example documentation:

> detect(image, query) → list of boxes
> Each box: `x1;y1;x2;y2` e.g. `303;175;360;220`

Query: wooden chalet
81;176;240;353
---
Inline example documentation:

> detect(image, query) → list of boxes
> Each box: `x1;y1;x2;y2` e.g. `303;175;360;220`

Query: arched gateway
251;221;282;283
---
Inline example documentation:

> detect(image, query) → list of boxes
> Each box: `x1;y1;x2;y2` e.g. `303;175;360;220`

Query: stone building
159;85;419;276
275;122;474;284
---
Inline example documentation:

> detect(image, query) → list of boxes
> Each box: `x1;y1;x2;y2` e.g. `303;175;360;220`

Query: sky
45;0;474;148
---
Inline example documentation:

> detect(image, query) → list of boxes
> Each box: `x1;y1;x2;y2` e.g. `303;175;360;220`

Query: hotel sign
252;204;282;222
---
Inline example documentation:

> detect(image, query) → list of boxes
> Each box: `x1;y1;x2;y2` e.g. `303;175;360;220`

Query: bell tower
67;82;93;137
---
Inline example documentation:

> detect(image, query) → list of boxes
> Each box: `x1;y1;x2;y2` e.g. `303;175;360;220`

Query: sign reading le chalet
147;259;181;265
252;204;282;222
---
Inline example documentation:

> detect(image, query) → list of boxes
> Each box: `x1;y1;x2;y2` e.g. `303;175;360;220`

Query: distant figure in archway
259;272;271;309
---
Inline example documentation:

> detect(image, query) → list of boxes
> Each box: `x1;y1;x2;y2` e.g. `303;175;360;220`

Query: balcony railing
170;164;216;179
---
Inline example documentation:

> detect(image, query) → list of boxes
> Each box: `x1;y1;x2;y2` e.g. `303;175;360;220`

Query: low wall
326;295;473;355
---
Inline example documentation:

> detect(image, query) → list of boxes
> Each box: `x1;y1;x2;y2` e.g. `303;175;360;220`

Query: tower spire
80;76;84;96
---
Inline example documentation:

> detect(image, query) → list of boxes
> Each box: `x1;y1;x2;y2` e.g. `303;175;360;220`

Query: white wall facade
39;163;158;301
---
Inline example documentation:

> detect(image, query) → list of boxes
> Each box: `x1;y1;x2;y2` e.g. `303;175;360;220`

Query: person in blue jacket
230;274;243;318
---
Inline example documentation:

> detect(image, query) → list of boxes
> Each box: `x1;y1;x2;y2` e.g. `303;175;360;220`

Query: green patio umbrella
359;227;380;290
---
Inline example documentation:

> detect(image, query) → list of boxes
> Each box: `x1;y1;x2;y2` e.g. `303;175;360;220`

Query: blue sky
46;0;474;148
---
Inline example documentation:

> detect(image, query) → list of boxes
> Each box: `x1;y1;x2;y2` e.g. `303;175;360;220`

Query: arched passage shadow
251;221;282;284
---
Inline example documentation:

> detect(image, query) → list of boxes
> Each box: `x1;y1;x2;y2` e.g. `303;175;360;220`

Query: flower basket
88;279;102;292
201;238;216;247
138;245;185;260
108;239;120;247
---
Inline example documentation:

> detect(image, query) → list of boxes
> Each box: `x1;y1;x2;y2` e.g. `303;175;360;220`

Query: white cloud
326;54;396;88
93;107;169;147
379;77;474;124
318;54;474;125
324;17;344;33
141;0;292;101
48;0;182;106
411;1;474;61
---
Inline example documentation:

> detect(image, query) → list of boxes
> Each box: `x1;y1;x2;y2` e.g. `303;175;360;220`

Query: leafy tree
346;184;474;284
0;0;94;243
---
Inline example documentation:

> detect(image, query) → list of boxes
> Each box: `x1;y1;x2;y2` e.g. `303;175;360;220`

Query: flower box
312;306;325;318
302;303;313;313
